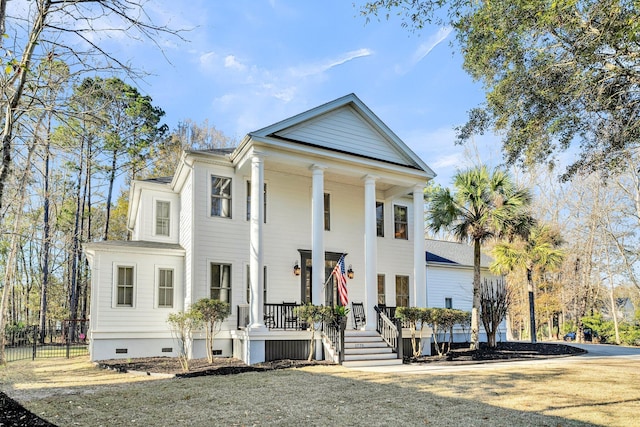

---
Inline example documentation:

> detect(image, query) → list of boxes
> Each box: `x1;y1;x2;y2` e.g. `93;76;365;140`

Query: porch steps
341;330;403;368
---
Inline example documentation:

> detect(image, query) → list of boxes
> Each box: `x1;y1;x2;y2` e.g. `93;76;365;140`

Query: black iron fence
3;319;89;362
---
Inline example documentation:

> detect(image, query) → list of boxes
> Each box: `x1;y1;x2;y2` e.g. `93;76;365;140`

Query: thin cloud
290;48;373;78
433;153;464;169
224;55;246;72
396;27;452;74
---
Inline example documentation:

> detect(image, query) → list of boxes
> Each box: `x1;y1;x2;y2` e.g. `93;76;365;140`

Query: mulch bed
408;341;586;364
1;342;585;426
0;392;56;427
97;356;335;377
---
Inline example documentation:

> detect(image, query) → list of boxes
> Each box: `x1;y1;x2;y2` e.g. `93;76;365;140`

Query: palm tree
491;225;565;343
428;166;533;349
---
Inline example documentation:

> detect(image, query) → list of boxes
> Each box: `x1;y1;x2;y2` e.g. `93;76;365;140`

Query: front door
299;250;343;305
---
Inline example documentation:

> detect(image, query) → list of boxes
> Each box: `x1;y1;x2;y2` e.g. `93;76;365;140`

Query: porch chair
282;302;299;330
351;302;366;329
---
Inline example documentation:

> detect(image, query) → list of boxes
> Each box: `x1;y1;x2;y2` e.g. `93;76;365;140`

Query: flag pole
321;253;347;295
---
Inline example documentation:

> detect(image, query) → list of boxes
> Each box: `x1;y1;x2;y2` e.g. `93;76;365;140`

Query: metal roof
425;239;494;268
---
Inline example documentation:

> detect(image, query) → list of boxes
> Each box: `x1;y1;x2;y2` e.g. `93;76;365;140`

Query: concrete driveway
349;342;640;374
564;342;640;358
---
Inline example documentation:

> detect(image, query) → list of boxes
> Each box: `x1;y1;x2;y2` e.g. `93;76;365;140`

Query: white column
363;175;378;329
413;184;426;307
311;165;326;305
249;154;265;329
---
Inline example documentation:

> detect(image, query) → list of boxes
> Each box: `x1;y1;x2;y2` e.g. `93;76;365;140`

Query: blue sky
111;0;503;186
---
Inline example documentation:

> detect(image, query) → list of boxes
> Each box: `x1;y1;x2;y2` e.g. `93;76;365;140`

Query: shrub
191;298;231;364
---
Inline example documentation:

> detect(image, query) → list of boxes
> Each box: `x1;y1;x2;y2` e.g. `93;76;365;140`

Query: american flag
333;254;349;306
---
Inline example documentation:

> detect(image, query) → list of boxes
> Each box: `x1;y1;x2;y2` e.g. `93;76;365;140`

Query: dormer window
155;200;170;236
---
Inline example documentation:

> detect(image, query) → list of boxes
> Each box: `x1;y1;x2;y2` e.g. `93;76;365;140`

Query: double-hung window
246;181;267;222
246;265;268;303
116;266;134;307
376;201;384;237
395;275;409;307
377;274;386;305
158;268;174;308
394;205;408;240
324;193;331;231
155;200;170;236
211;176;232;218
211;263;231;302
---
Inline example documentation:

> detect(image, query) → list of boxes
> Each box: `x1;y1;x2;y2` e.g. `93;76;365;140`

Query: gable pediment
248;94;434;174
272;106;417;167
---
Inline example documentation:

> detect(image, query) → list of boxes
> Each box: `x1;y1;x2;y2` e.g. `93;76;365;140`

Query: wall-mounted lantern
347;265;354;280
293;262;301;276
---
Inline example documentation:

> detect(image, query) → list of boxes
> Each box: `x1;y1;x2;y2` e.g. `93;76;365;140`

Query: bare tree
480;278;509;348
0;0;184;216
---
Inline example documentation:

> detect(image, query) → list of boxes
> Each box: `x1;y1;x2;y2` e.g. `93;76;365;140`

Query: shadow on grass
5;361;607;427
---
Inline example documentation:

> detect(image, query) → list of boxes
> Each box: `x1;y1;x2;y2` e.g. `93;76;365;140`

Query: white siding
275;107;410;165
133;188;180;244
90;250;184;334
426;264;507;342
186;163;419;326
180;173;193;309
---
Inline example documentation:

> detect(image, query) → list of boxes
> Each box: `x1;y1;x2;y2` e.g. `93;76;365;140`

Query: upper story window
155;200;170;236
246;181;267;222
116;266;134;307
445;297;453;309
324;193;330;231
211;176;232;218
376;201;384;237
211;263;231;302
394;205;408;240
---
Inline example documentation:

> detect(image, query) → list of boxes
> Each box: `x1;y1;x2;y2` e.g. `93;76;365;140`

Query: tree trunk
103;149;117;241
527;268;536;343
68;136;85;337
39;129;52;343
0;144;36;364
470;238;481;350
0;0;49;214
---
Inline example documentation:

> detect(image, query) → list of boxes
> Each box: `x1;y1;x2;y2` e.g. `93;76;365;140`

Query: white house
85;94;436;366
425;239;507;343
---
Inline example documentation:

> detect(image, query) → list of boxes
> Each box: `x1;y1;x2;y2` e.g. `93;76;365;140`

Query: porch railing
237;303;306;330
375;305;403;359
322;317;345;363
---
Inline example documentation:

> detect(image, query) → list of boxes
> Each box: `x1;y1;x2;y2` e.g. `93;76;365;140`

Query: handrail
236;303;305;330
322;317;345;363
375;305;403;359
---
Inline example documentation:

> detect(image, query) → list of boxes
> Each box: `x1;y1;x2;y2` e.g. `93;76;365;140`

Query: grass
1;355;639;426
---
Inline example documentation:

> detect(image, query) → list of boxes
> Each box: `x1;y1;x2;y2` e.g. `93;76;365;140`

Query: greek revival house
85;94;437;366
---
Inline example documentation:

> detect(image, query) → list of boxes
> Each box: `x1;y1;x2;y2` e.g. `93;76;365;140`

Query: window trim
210;175;233;218
113;263;136;308
324;192;331;231
156;266;175;308
246;264;268;304
393;204;408;240
377;274;386;305
246;180;267;223
154;199;171;237
376;201;384;237
395;274;410;307
209;262;232;303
